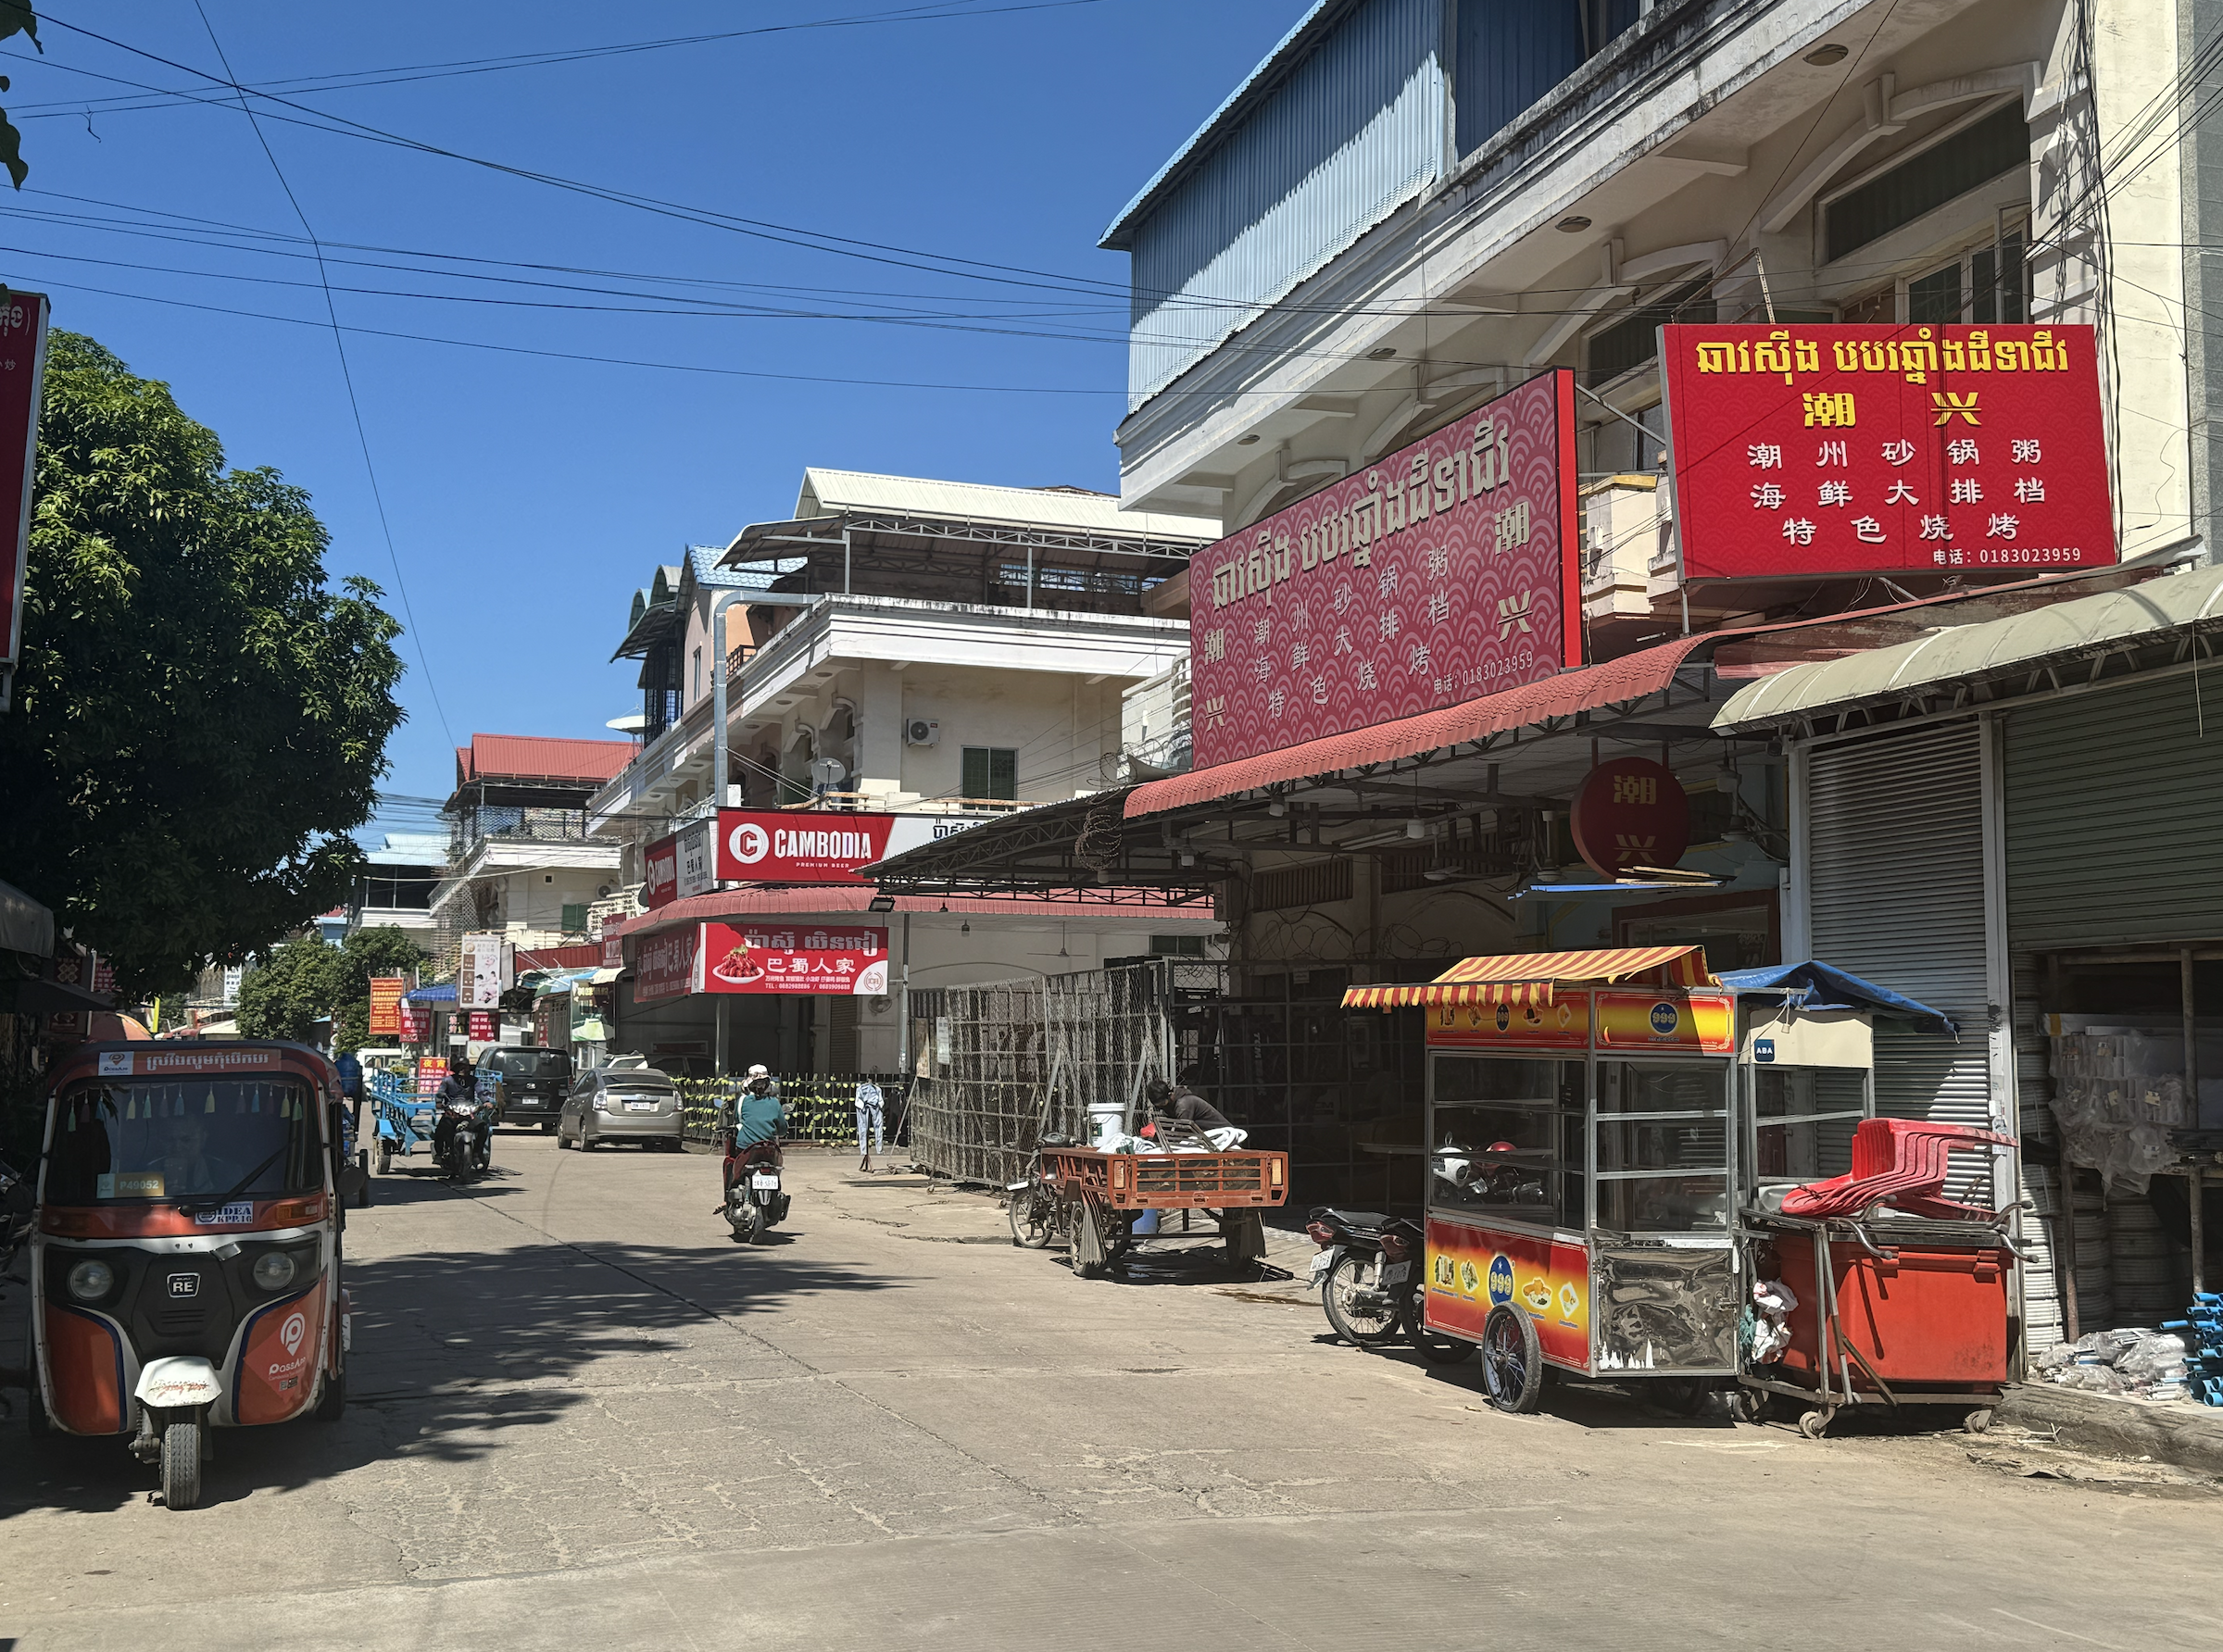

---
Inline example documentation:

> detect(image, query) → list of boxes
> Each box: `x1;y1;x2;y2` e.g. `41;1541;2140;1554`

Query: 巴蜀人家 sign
1186;370;1579;770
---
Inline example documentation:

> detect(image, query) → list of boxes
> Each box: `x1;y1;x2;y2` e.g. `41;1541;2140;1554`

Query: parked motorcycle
1306;1206;1469;1363
722;1136;790;1244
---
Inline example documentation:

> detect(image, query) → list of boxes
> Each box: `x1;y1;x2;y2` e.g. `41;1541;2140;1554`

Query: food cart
1345;947;2012;1431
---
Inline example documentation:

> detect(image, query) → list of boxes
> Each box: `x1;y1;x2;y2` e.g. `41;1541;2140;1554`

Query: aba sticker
1486;1253;1515;1308
1649;1000;1680;1036
1753;1037;1777;1064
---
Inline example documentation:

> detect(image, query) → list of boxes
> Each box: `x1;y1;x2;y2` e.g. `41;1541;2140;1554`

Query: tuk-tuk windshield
44;1079;322;1205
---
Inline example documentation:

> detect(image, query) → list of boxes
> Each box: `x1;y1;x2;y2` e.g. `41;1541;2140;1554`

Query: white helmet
746;1064;769;1078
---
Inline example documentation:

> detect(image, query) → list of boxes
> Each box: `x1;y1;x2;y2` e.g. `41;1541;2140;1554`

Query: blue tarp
1715;961;1957;1040
404;982;458;1005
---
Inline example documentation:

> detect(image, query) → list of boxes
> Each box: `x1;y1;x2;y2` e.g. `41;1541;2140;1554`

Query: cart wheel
160;1419;203;1510
1480;1306;1545;1414
1727;1388;1770;1425
1962;1408;1994;1435
1321;1252;1402;1346
1798;1408;1830;1440
1008;1186;1055;1248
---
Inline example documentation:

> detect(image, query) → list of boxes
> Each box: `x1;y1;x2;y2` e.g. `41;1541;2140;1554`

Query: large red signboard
1568;757;1689;877
1662;323;2113;580
713;809;988;884
1187;371;1579;770
367;977;406;1040
696;920;888;996
0;291;48;712
642;833;679;909
632;924;697;1002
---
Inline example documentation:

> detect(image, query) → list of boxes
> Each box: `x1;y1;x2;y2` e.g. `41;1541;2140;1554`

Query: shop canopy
404;982;457;1006
525;966;599;998
1341;945;1715;1009
1715;961;1957;1038
1712;562;2223;737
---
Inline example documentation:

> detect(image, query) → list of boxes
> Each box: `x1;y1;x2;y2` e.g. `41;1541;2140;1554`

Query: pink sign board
1187;371;1579;770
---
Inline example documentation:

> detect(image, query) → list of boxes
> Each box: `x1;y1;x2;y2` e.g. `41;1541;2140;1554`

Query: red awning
606;885;1212;940
1340;945;1715;1009
1124;636;1712;819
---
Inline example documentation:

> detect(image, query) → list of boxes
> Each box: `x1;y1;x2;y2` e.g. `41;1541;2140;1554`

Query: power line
188;1;453;748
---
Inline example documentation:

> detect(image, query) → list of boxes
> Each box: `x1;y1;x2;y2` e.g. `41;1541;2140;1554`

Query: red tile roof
454;733;634;788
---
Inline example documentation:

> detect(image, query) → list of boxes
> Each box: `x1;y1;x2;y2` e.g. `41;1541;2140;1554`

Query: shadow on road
0;1225;903;1519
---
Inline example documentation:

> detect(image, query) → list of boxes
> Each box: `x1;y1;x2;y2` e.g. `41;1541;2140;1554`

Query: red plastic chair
1779;1119;2016;1220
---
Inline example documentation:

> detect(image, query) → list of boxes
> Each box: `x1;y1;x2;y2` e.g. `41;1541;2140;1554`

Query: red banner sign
632;925;698;1003
367;976;406;1040
643;833;679;909
1662;323;2113;580
696;921;889;996
468;1010;496;1042
396;1005;431;1045
1187;371;1579;770
0;292;49;710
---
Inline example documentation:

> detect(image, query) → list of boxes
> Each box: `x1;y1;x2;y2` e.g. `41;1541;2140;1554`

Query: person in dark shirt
1145;1077;1232;1133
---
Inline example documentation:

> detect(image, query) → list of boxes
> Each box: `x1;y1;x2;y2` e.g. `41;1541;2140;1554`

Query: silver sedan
557;1066;686;1151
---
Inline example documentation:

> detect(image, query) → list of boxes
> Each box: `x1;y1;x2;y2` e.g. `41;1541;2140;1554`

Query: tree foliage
0;332;407;996
235;937;341;1044
331;926;427;1055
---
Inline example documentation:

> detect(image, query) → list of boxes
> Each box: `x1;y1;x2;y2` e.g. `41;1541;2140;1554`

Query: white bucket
1086;1103;1124;1147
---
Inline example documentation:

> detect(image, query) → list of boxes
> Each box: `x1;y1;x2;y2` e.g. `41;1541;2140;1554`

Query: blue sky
1;0;1295;827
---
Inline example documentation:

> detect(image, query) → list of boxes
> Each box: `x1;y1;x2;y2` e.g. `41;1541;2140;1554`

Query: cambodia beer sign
1662;324;2112;580
1187;371;1579;769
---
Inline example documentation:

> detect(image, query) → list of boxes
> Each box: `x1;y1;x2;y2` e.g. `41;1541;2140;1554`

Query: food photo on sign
1660;323;2114;580
1187;371;1579;770
696;921;888;995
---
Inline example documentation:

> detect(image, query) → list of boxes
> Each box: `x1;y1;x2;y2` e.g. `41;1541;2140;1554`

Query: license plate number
626;1101;658;1112
1309;1251;1334;1277
1380;1260;1412;1285
751;1172;780;1190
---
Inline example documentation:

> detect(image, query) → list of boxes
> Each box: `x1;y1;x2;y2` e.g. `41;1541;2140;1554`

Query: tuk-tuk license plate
751;1172;780;1190
626;1101;658;1112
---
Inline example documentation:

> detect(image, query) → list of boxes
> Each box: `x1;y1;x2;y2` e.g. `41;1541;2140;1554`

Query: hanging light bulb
1406;818;1427;840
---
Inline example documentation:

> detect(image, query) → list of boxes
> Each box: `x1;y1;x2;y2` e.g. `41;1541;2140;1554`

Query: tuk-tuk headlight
251;1250;298;1292
66;1258;116;1301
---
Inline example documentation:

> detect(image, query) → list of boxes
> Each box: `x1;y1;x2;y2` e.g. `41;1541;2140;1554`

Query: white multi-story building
347;830;446;947
585;471;1227;1075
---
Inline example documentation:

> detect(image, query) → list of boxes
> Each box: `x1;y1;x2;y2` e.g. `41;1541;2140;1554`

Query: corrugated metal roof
457;734;636;786
608;884;1215;940
365;832;448;867
1711;566;2223;732
1123;635;1714;818
794;469;1218;542
1100;0;1357;250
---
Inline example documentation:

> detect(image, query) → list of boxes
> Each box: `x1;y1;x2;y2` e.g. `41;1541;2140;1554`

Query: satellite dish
809;757;848;787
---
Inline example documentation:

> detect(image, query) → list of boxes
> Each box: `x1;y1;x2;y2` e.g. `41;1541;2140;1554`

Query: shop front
1715;563;2223;1363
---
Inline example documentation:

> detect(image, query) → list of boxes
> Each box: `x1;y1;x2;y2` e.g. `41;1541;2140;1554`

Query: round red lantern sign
1568;757;1690;878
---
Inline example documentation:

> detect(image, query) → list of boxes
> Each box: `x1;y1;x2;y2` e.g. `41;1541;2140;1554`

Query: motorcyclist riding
433;1058;476;1175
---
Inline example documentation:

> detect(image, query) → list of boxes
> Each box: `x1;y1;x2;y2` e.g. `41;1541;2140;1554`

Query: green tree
0;332;406;997
330;925;427;1055
235;938;343;1044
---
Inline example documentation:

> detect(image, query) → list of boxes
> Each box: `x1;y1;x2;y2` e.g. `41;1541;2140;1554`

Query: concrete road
4;1134;2218;1651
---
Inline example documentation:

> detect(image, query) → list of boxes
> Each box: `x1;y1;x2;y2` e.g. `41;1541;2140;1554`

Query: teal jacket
735;1089;784;1148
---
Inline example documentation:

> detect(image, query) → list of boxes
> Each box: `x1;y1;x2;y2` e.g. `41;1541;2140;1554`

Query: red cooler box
1772;1233;2012;1388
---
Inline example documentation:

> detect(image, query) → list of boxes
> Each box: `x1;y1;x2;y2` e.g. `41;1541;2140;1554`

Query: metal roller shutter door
1805;722;1997;1198
2003;672;2223;950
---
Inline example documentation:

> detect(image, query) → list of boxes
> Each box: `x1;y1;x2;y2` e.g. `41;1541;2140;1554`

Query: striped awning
1341;945;1715;1010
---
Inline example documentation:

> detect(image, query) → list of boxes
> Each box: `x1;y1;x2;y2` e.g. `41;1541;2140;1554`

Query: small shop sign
695;920;888;996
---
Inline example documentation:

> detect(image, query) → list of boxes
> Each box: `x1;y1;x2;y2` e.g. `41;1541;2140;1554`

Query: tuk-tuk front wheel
160;1417;204;1510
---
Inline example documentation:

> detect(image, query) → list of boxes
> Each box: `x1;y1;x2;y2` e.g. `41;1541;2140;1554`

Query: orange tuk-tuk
29;1041;363;1508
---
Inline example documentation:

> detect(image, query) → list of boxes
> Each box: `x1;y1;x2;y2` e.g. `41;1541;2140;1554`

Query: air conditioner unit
905;718;940;747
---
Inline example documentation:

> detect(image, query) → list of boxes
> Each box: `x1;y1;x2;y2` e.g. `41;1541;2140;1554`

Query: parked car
558;1063;685;1151
483;1045;573;1131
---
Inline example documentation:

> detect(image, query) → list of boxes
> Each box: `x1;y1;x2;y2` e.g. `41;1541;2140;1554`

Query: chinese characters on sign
1187;371;1579;769
1661;324;2113;580
632;925;698;1003
695;921;889;996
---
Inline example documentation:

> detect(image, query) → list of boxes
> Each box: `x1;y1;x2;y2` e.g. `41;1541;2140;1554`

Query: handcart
1014;1128;1289;1278
370;1068;442;1175
1740;1207;2017;1437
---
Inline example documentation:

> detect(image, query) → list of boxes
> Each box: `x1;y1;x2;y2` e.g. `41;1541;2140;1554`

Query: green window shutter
989;747;1016;800
560;903;588;932
961;746;988;800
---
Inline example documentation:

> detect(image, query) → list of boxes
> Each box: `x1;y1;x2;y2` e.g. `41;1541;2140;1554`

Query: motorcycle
1306;1206;1470;1363
433;1095;491;1183
722;1136;790;1244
